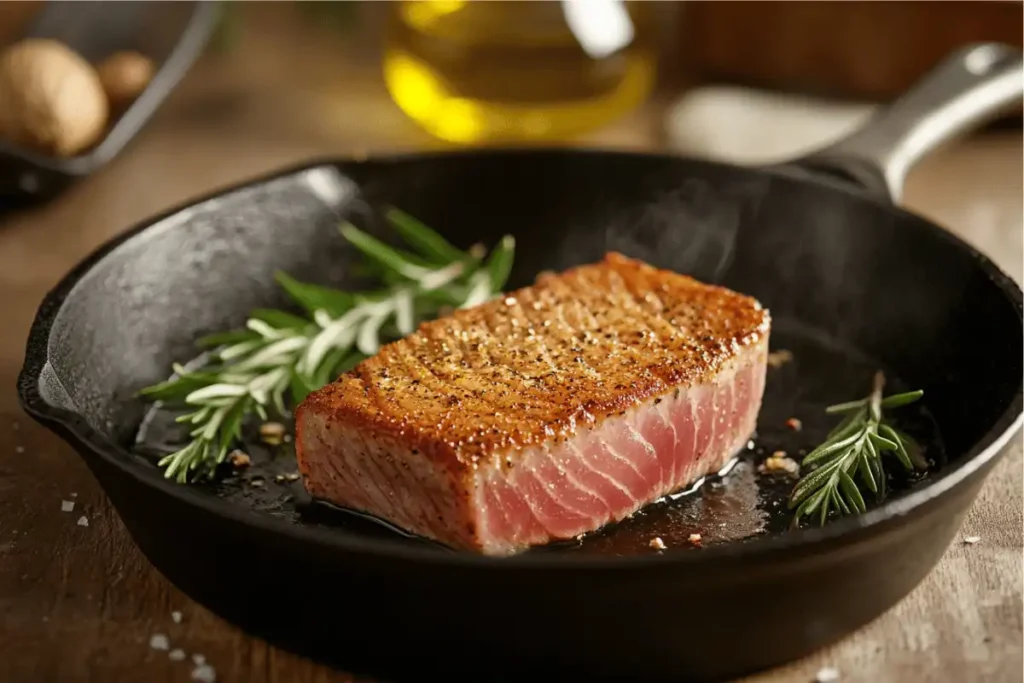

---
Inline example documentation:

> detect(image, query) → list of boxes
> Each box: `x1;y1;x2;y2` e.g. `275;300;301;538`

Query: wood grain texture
0;5;1020;683
678;1;1024;101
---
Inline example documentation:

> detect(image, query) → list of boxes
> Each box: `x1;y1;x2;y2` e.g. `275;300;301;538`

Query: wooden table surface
1;7;1021;683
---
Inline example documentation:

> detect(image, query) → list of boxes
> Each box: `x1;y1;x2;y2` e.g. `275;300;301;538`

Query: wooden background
1;5;1021;683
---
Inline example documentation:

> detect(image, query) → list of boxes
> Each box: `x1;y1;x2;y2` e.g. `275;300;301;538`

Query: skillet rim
17;148;1024;571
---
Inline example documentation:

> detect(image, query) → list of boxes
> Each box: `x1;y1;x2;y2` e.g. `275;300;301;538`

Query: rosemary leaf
332;350;367;377
793;486;829;522
838;470;867;513
140;210;516;484
857;453;878;494
880;390;925;409
393;289;415;336
868;431;899;452
196;329;260;349
218;339;264;361
824;398;867;414
832;487;851;515
878;423;915;471
311;347;351;390
790;372;924;526
461;271;495;310
790;458;845;507
274;271;357;318
340;223;430;280
799;430;861;468
138;375;214;402
289;370;316;406
356;304;392;355
485;235;516;292
249;308;312;331
385;206;472;265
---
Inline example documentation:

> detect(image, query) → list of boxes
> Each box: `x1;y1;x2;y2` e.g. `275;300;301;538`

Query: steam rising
602;176;770;284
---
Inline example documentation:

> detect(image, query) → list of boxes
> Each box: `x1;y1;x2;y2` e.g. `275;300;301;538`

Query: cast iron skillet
17;44;1024;682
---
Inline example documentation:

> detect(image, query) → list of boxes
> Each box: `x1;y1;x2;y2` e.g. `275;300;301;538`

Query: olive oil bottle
383;1;656;144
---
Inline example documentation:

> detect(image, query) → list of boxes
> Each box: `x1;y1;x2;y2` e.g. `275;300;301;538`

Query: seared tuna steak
296;252;770;555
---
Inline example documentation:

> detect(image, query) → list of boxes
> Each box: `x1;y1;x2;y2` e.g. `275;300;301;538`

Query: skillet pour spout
16;43;1024;683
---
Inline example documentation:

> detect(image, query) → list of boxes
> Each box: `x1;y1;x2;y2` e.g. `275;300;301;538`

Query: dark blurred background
0;0;1019;296
0;1;1020;168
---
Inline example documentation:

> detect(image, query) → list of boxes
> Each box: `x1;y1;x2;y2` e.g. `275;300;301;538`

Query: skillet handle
793;42;1023;204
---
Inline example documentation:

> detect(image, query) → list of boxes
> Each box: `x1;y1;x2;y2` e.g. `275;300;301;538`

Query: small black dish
0;0;218;202
17;43;1024;682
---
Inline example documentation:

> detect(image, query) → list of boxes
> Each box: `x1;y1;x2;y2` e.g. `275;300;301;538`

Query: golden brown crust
298;252;770;475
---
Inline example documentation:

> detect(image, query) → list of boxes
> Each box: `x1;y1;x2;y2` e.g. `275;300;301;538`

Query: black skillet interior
0;1;217;202
20;151;1023;681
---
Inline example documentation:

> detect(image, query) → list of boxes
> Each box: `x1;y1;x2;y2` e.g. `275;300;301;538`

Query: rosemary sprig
140;211;516;483
789;371;926;526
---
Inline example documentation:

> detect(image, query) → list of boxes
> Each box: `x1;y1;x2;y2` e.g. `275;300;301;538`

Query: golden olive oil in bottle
383;1;656;144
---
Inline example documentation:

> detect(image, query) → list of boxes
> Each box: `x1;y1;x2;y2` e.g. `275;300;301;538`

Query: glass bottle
383;0;656;144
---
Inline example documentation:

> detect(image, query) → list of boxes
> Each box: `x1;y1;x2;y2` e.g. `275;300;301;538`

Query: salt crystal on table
15;446;24;453
191;663;216;682
192;654;206;665
61;500;75;512
169;649;186;661
816;666;840;682
171;610;183;623
76;516;89;527
149;634;170;651
70;492;78;498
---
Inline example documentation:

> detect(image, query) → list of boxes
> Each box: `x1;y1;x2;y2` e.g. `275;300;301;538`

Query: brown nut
0;38;108;157
95;50;154;109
